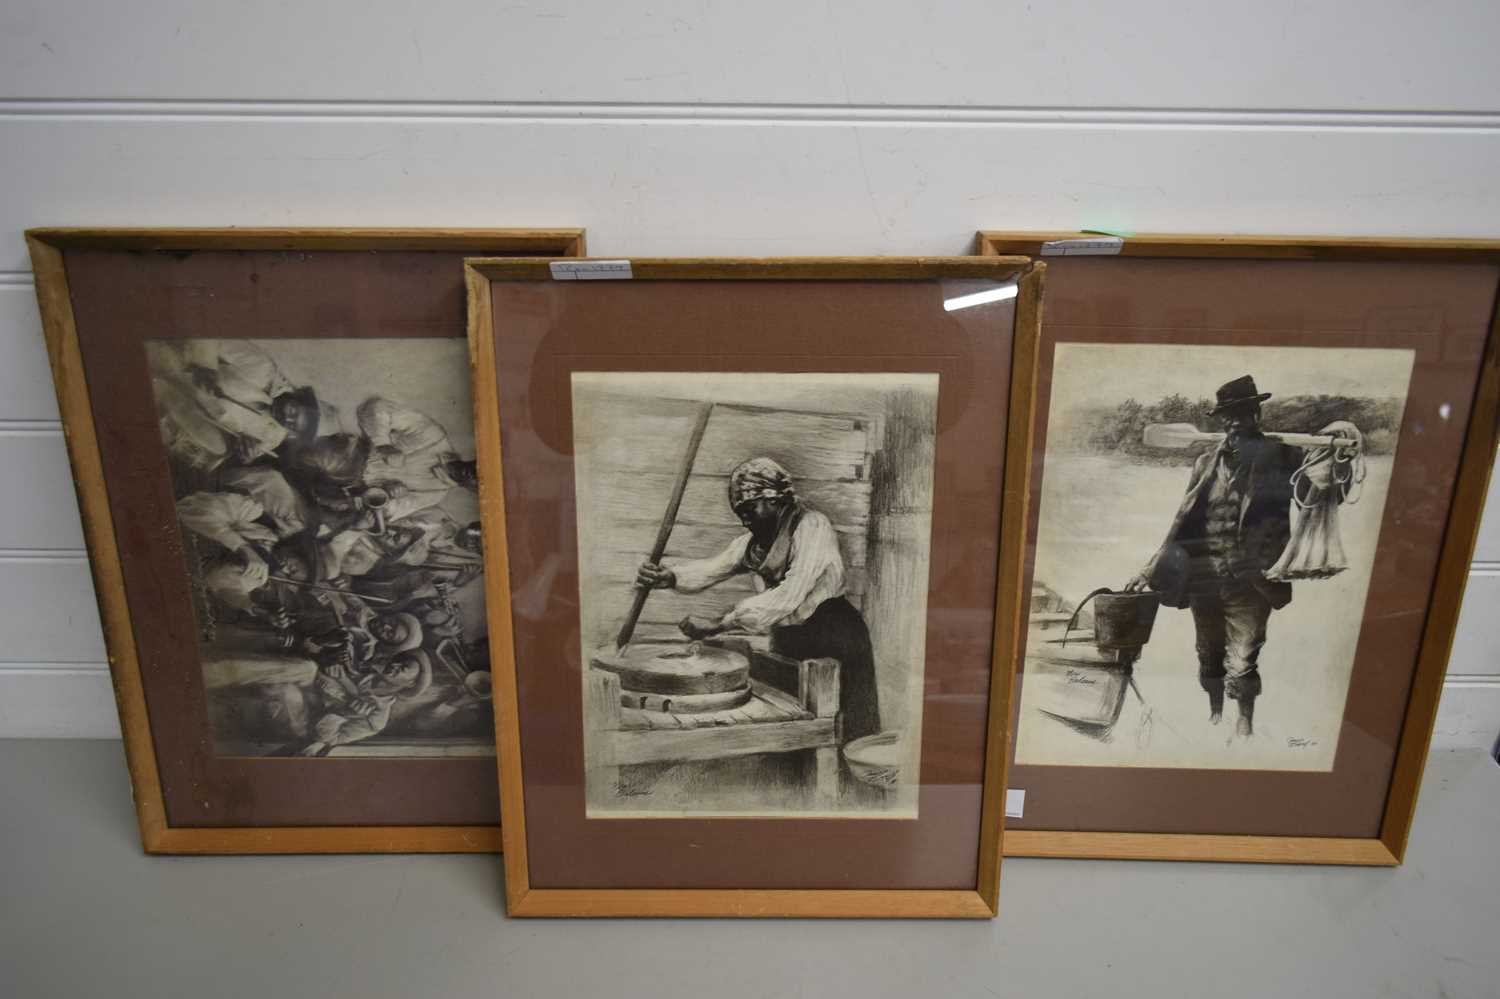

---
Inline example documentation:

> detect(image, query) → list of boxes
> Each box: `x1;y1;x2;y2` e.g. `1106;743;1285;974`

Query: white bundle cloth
1266;420;1365;581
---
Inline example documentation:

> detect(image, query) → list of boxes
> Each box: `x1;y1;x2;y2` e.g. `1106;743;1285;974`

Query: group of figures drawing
148;338;493;757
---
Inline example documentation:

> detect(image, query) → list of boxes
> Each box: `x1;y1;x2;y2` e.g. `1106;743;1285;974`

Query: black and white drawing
571;372;938;817
146;339;494;758
1016;344;1415;772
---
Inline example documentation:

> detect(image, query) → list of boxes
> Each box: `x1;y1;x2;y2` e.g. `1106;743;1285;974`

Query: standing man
1125;376;1302;737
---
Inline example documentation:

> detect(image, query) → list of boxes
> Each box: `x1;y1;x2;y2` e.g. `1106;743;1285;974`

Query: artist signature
1287;737;1318;749
1064;669;1097;686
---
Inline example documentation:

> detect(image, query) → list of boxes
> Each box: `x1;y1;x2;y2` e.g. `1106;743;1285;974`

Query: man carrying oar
1124;376;1303;738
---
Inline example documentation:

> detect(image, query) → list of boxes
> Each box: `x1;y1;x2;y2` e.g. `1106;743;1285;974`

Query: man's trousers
1189;580;1273;701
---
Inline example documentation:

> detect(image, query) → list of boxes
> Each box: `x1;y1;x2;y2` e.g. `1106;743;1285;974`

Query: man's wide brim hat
1208;374;1272;415
376;611;424;653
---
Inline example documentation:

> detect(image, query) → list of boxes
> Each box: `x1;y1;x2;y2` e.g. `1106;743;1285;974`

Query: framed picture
28;227;585;854
468;257;1042;917
976;231;1500;864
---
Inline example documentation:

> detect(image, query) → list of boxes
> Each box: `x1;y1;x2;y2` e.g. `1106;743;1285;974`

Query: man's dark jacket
1141;435;1301;610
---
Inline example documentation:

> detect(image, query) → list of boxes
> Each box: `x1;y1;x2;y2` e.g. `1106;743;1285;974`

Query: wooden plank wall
575;394;876;648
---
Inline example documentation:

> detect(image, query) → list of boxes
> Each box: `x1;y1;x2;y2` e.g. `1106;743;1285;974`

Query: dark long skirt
770;596;880;743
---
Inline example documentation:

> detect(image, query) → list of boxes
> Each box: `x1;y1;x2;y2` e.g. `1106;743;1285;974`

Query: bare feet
1234;697;1255;737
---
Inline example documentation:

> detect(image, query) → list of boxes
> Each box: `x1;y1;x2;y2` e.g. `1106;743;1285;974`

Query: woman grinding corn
635;457;880;743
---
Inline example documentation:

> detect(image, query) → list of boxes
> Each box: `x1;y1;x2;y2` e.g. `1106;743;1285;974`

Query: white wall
1;0;1497;749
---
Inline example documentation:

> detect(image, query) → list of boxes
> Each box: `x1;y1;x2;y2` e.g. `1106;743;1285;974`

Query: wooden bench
585;640;842;807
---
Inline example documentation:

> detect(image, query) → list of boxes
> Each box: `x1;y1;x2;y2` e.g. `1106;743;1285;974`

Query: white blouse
664;509;846;634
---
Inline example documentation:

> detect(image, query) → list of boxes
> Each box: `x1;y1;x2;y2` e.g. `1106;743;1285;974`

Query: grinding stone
590;642;751;695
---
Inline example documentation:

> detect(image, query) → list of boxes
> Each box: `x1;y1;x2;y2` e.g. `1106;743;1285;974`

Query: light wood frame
468;256;1044;917
977;230;1500;865
27;227;585;854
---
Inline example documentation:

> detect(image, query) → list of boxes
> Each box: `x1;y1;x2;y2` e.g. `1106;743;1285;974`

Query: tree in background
1060;394;1404;464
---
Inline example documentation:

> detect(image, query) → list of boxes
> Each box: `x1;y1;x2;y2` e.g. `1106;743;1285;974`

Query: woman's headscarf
728;457;796;512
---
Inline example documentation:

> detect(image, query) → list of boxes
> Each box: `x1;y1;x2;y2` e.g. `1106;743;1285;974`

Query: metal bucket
1063;588;1160;653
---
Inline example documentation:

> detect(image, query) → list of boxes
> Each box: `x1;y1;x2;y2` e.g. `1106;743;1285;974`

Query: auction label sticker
1039;236;1125;256
550;260;634;280
1005;788;1025;819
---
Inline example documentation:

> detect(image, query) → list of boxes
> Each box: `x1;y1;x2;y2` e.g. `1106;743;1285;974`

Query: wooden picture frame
977;230;1500;865
28;227;585;854
468;256;1043;917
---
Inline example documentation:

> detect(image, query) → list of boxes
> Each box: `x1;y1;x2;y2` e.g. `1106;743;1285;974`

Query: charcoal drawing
1016;344;1416;772
572;372;938;817
147;338;494;758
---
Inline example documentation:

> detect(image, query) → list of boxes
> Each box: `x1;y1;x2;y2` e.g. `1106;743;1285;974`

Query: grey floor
1;740;1496;999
